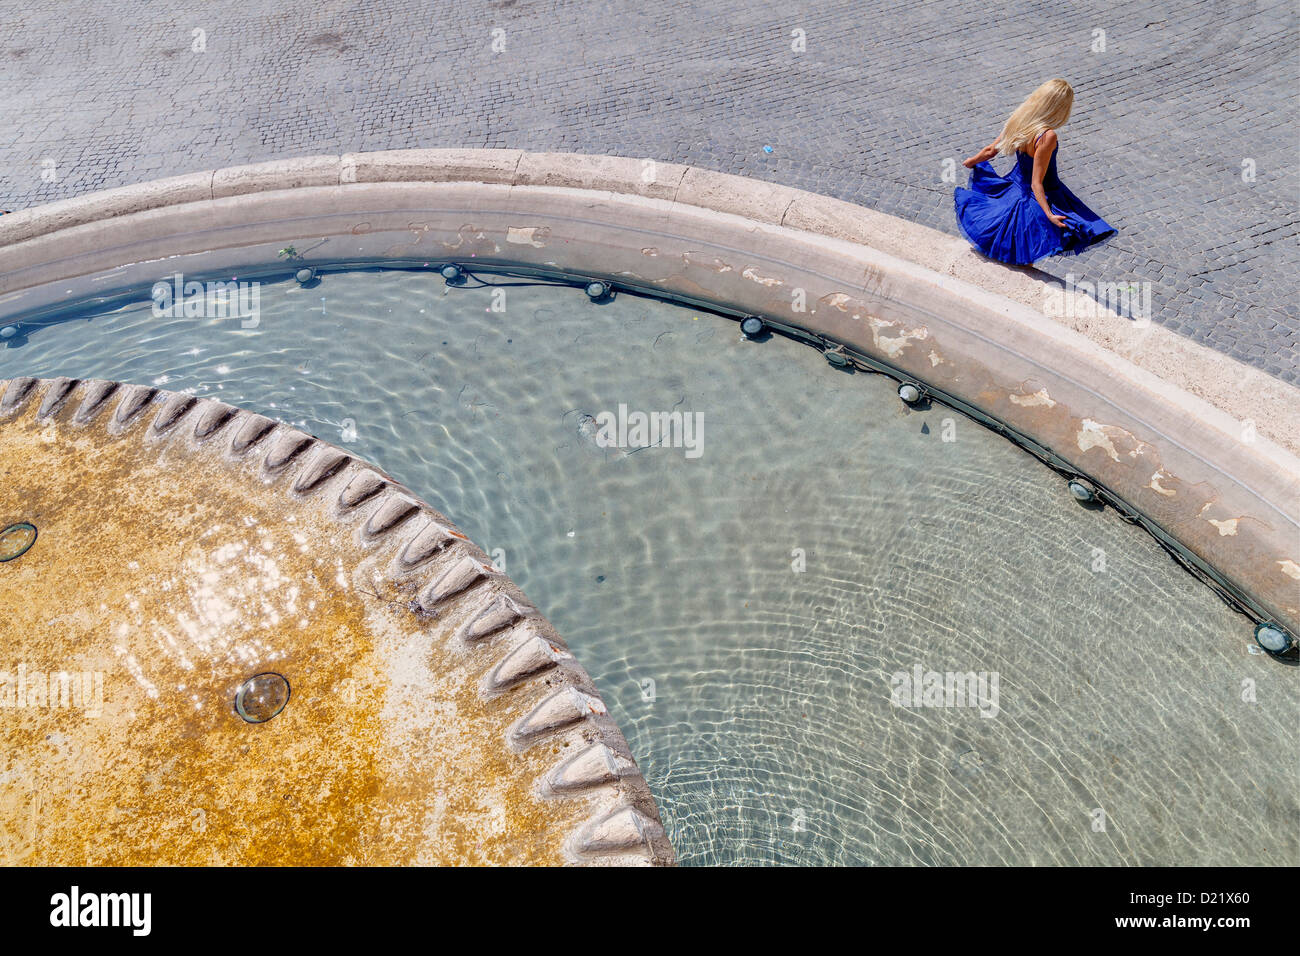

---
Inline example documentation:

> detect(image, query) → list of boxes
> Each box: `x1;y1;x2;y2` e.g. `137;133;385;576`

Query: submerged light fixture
0;522;37;561
295;267;316;284
1067;478;1098;505
1254;622;1295;657
440;263;464;284
741;315;765;338
897;382;924;405
584;280;612;302
235;672;291;724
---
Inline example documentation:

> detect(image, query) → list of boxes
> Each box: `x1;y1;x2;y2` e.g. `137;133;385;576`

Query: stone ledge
2;149;1292;470
0;153;1295;636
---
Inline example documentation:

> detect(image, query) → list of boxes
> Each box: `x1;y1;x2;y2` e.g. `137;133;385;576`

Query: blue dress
954;133;1115;265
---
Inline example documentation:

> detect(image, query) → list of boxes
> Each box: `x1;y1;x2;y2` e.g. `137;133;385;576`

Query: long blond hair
996;79;1074;156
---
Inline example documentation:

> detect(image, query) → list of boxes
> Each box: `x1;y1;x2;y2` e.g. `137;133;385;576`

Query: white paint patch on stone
1010;388;1055;408
682;252;732;273
869;316;928;358
506;226;549;248
928;350;947;367
1148;469;1177;497
822;292;853;312
741;266;782;287
1278;560;1300;581
441;231;498;254
1077;419;1121;461
1208;517;1240;536
1076;419;1153;462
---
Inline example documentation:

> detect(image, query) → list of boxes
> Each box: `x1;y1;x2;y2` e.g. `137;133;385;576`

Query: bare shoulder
1036;129;1059;153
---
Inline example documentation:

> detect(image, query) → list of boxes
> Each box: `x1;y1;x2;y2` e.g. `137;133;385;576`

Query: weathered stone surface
0;377;673;866
363;492;420;537
398;516;460;568
111;385;155;426
513;687;607;744
420;553;493;608
0;377;37;415
461;594;532;642
230;413;276;453
72;380;118;423
293;446;351;493
487;630;571;691
575;806;662;855
262;429;312;471
0;2;1294;386
548;743;623;793
36;377;79;419
212;156;341;199
515;152;687;201
151;393;196;434
338;468;387;508
191;400;237;440
346;148;523;185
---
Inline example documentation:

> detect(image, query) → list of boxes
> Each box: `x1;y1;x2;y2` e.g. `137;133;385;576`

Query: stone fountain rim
0;374;678;866
0;149;1294;637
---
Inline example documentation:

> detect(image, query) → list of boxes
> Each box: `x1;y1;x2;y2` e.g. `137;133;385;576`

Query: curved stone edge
0;177;1296;637
1;157;1297;635
0;149;1294;461
0;375;676;867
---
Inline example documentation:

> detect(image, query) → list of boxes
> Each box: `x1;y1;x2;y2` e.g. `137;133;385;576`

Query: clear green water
2;267;1295;865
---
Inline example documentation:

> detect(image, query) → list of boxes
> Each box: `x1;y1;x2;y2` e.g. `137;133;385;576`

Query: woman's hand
963;143;999;169
1046;212;1068;229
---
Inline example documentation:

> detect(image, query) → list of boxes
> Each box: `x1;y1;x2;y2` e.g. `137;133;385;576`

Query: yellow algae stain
0;399;589;865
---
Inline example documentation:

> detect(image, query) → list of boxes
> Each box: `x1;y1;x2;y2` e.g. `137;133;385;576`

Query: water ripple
2;268;1294;866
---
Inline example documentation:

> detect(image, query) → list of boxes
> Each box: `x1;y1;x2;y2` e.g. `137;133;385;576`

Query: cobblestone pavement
2;1;1296;383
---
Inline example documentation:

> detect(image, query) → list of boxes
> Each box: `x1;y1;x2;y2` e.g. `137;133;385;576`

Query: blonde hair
995;79;1074;156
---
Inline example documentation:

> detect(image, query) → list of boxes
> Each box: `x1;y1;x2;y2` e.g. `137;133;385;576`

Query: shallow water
2;268;1295;866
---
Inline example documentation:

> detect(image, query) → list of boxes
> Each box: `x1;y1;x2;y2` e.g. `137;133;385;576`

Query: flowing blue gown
953;133;1115;265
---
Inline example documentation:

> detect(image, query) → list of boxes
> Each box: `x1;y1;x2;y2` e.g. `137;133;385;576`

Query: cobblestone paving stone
1;0;1296;382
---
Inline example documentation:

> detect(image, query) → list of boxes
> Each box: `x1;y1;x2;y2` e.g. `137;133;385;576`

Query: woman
954;79;1115;265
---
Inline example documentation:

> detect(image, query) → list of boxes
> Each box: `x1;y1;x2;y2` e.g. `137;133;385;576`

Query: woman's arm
962;141;1000;168
1030;130;1067;227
